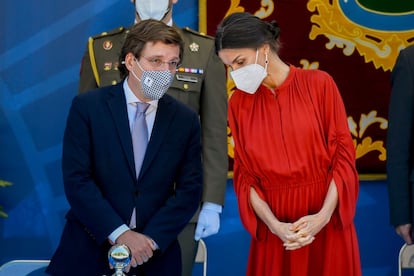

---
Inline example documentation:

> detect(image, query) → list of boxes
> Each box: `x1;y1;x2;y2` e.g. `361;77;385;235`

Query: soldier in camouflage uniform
78;1;228;275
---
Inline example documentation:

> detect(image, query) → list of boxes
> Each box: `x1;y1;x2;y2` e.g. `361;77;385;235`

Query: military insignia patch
189;42;199;52
104;62;112;71
103;40;113;51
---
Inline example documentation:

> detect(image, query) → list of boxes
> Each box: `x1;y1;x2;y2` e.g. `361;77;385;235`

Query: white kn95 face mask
230;50;268;94
135;0;170;21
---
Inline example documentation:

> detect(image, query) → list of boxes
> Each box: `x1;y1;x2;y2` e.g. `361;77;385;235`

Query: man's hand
396;224;413;244
194;202;222;240
115;230;156;272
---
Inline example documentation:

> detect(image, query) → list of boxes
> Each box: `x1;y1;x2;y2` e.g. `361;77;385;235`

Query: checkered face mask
131;59;174;100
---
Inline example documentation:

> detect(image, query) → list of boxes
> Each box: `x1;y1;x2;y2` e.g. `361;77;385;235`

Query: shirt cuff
202;202;223;213
150;238;160;250
108;224;130;244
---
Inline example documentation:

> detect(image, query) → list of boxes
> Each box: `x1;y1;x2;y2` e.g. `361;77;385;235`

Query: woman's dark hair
215;12;280;54
118;19;184;79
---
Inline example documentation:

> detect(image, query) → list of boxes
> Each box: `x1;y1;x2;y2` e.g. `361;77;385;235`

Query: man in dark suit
46;19;202;276
387;44;414;244
78;1;228;275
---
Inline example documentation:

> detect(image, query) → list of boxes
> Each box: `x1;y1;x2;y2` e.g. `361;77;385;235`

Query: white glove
194;202;222;240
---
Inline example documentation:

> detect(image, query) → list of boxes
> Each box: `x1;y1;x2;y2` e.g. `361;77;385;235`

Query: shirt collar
123;77;159;108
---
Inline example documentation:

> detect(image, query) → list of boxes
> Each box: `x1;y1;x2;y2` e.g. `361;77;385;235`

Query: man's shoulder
89;26;129;42
78;83;123;101
401;44;414;58
179;27;215;55
180;27;214;41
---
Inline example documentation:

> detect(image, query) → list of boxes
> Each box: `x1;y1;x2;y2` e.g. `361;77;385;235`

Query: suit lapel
139;95;176;180
106;83;136;178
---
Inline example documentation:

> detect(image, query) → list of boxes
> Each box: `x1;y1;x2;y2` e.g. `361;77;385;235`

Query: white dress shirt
108;78;159;243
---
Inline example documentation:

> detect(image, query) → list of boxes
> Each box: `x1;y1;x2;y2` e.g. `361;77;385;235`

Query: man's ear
124;53;136;71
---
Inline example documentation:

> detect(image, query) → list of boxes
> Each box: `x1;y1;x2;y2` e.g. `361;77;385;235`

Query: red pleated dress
228;65;361;275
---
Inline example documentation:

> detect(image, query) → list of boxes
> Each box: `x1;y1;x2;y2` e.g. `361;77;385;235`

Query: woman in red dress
215;12;361;275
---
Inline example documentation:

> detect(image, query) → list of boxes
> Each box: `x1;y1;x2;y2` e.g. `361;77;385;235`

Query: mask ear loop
254;49;259;64
130;58;144;82
134;58;145;72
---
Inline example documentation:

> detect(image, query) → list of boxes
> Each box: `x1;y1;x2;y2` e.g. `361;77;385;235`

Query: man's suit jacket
46;82;202;275
78;25;228;216
387;45;414;227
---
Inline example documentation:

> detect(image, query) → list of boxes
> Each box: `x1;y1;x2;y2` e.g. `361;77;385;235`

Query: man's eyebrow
145;55;180;60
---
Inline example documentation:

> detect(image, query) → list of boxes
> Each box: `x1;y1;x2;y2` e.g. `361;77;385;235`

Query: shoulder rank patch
183;27;214;40
90;26;126;40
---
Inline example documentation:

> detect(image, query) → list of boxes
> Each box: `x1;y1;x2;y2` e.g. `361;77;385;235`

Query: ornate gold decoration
224;0;245;17
307;0;414;71
199;0;275;33
348;111;387;160
300;59;319;69
224;0;274;18
253;0;274;18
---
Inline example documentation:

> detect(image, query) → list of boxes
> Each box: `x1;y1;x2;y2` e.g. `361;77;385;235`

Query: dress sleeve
321;73;359;229
229;95;266;239
233;152;268;239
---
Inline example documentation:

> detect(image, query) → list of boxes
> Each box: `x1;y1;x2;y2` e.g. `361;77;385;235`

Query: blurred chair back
195;239;207;276
399;243;414;276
